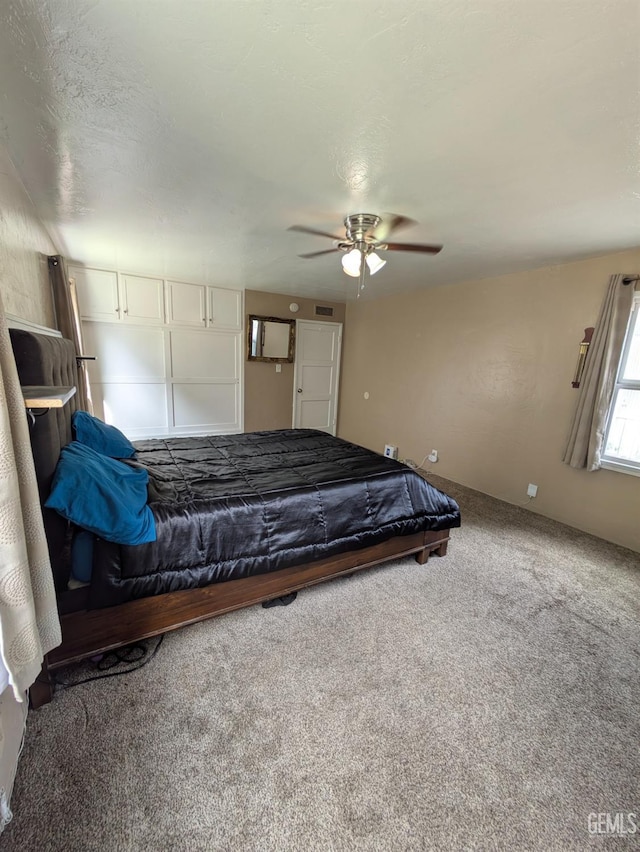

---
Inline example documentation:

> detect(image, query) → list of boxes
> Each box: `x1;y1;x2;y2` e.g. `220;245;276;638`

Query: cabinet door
82;323;166;383
172;383;239;431
170;330;242;433
121;275;164;323
166;281;206;326
208;287;242;329
92;382;169;438
170;330;239;380
72;267;120;321
82;322;169;439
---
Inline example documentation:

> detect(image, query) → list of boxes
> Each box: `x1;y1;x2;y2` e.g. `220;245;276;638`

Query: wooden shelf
21;386;76;409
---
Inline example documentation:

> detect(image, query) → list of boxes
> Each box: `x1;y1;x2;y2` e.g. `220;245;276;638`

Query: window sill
600;459;640;478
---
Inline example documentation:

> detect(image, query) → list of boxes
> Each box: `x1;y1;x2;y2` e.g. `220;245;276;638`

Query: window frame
601;291;640;477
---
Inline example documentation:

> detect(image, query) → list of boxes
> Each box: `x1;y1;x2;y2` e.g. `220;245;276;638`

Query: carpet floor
3;476;640;851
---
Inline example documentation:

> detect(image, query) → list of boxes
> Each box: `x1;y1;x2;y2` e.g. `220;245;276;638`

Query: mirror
247;315;296;362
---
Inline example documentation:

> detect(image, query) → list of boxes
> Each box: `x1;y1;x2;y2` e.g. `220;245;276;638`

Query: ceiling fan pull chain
358;252;366;297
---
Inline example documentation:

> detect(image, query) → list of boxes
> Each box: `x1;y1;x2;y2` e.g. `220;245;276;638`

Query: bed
10;328;461;707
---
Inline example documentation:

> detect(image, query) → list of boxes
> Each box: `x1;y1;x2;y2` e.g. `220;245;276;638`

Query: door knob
297;388;302;393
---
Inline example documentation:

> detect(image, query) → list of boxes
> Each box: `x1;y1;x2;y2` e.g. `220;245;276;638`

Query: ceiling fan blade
298;248;341;259
372;214;417;242
384;242;443;254
288;225;342;241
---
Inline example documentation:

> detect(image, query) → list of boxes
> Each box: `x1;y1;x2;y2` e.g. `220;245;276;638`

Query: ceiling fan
288;213;443;279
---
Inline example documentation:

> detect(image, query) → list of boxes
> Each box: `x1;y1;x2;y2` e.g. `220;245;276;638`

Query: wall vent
315;305;334;317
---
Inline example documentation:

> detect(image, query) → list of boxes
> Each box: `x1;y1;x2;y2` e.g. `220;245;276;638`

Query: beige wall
338;248;640;552
0;146;57;326
244;290;345;432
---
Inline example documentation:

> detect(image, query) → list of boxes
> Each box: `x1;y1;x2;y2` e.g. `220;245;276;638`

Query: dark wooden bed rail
31;528;450;708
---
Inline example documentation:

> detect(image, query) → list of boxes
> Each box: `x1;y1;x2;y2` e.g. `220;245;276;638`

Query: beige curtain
0;291;61;701
48;256;93;413
563;274;635;470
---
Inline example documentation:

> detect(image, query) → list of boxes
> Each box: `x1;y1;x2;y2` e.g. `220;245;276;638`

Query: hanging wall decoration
571;327;594;388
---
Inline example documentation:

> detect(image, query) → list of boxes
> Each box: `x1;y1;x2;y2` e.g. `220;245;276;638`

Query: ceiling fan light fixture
365;251;386;275
341;247;362;277
289;214;443;286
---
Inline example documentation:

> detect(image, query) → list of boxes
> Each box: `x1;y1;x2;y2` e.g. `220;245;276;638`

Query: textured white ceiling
0;0;639;301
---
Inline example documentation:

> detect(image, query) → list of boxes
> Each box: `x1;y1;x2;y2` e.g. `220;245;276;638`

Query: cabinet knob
123;308;128;314
209;318;213;323
297;388;303;393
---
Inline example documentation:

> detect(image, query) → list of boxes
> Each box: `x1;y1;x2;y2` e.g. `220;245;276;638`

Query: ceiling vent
315;305;334;317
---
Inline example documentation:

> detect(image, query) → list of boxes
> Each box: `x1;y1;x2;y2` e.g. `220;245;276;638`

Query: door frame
292;319;343;435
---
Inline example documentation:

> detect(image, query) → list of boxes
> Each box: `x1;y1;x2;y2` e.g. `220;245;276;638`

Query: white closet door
82;323;168;437
84;324;165;382
96;383;169;435
170;330;241;433
170;330;239;379
172;384;238;429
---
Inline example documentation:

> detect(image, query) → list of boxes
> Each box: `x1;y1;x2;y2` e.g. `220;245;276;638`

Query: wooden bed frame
9;327;453;708
31;528;450;707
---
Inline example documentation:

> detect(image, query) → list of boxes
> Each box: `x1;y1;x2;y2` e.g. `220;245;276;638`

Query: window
601;292;640;476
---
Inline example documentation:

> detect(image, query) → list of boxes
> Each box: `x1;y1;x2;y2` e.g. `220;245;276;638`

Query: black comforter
89;429;460;608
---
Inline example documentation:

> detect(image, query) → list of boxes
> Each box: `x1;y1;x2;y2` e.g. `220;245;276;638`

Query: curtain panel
0;292;61;701
563;274;635;470
48;256;93;413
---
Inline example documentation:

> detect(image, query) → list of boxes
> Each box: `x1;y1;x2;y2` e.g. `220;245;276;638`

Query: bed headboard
9;328;80;591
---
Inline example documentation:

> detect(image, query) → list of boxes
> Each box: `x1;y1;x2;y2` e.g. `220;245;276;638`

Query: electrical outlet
404;459;417;468
384;444;398;459
527;483;538;498
428;449;438;463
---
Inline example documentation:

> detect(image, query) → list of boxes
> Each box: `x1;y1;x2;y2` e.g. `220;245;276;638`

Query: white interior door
293;320;342;435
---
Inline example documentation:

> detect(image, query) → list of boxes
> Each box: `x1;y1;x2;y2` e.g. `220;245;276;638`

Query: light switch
276;364;282;373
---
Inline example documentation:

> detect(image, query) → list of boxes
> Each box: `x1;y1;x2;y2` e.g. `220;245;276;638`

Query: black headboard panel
9;328;80;591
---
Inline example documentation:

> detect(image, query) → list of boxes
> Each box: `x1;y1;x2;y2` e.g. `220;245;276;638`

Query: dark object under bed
10;327;460;707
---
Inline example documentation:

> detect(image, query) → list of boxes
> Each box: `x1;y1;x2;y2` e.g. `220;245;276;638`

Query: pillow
72;410;136;459
45;441;156;545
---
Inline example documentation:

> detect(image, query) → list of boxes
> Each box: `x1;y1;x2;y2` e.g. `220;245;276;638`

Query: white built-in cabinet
121;274;164;324
74;268;120;321
70;266;243;439
209;286;242;329
166;280;205;327
166;281;242;329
